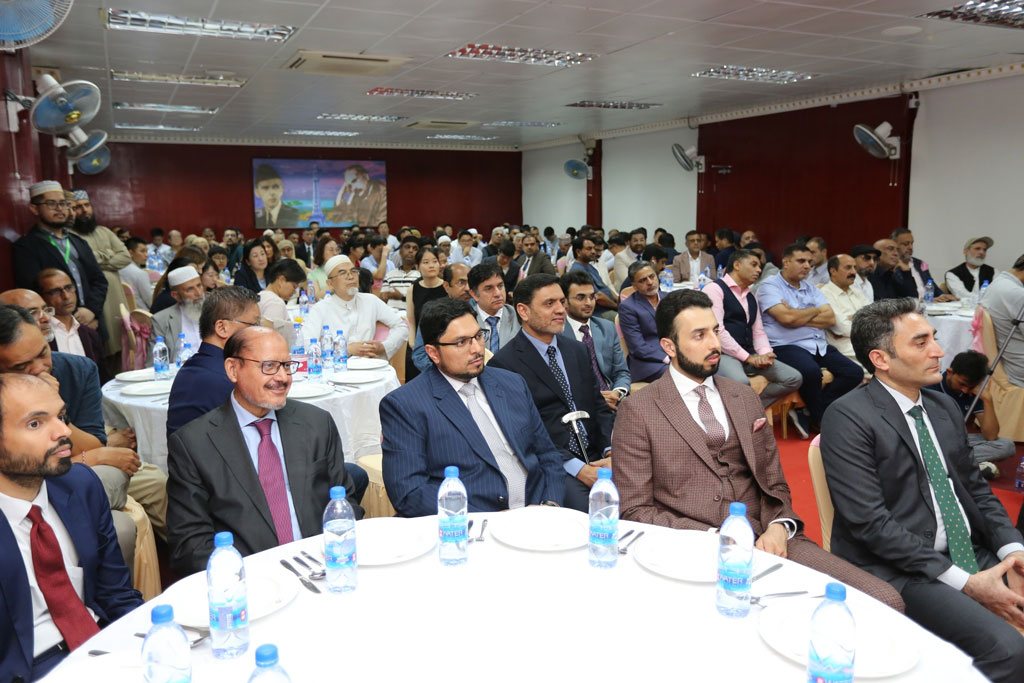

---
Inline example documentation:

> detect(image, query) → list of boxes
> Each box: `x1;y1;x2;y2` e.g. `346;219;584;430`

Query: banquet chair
806;436;834;553
772;369;833;439
121;282;137;311
355;453;396;518
376;322;407;383
118;304;138;372
980;310;1024;441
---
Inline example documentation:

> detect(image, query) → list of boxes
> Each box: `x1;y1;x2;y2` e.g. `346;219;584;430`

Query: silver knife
280;559;320;593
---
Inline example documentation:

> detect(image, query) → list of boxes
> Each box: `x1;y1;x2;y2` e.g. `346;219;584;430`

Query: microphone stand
964;299;1024;424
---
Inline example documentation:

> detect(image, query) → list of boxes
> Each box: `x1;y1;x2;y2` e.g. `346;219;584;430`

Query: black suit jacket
255;203;301;229
868;266;917;301
13;227;108;318
820;379;1023;591
482;255;520;295
489;330;615;466
296;241;314;268
166;397;363;576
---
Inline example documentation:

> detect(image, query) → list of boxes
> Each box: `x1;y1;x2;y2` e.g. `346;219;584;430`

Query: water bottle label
325;543;356;569
208;600;247;631
439;515;468;544
717;564;752;591
808;658;853;683
589;519;617;546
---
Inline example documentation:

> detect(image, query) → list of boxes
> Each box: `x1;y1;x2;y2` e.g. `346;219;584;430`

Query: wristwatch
539;500;559;507
614;387;628;400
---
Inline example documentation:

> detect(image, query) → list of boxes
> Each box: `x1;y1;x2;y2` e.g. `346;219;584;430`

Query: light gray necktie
459;382;527;509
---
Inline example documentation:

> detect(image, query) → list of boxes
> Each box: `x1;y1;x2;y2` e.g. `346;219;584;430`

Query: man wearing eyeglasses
850;244;880;302
34;269;107;379
166;326;364;575
13;181;109;347
380;297;565;517
0;288;55;343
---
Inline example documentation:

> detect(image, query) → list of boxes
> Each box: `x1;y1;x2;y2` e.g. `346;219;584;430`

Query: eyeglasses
41;284;77;297
33;200;71;210
434;329;489;349
29;306;55;320
231;357;300;375
227;319;262;328
329;269;358;279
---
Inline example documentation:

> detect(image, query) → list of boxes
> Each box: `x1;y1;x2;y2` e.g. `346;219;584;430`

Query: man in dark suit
380;297;564;517
516;233;556;279
618;260;669;383
482;240;521;297
892;228;956;302
0;374;142;681
869;238;918;301
821;297;1024;682
253;163;301;229
490;274;616;512
166;326;364;576
294;225;316;268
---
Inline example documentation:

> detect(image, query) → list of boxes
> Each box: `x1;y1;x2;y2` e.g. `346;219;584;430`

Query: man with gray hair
946;237;998;302
151;265;205;360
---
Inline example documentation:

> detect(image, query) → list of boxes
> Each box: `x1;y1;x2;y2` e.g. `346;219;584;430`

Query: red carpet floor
775;424;1024;545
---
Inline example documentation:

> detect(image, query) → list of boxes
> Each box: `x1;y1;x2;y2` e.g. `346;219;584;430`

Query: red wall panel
696;96;916;260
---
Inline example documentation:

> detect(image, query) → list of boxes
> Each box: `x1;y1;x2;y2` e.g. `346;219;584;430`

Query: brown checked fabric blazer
613;372;802;535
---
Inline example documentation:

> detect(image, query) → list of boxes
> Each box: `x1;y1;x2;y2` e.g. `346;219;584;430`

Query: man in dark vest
946;236;996;302
703;249;802;412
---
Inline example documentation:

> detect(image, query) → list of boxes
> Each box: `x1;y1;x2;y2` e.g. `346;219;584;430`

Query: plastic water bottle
924;279;934;304
333;329;348;372
247;644;291;683
979;279;990;304
1015;457;1024;491
221;268;232;285
307;338;323;383
697;265;711;290
660;267;674;293
322;485;357;593
807;582;856;683
298;289;309;318
437;465;468;566
320;325;334;373
290;326;307;375
716;501;755;618
153;336;170;380
176;342;193;371
207;531;249;659
588;467;619;568
716;264;726;280
141;605;191;683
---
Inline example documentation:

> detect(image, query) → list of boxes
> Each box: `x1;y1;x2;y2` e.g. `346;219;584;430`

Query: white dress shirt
819;281;870;365
0;483;94;656
259;289;295;348
689;253;703;282
852;273;874;302
301;292;409;359
946;264;999;300
51;316;86;357
178;306;202;352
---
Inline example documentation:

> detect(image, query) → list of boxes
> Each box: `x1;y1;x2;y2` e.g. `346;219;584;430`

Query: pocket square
752;417;767;433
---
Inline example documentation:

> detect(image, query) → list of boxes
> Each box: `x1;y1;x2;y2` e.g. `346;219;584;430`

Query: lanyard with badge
46;232;71;264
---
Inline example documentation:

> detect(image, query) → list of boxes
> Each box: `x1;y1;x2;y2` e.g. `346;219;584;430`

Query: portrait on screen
251;158;387;229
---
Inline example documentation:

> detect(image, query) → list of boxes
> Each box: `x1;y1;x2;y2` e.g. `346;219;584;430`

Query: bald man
0;288;54;342
869;238;917;301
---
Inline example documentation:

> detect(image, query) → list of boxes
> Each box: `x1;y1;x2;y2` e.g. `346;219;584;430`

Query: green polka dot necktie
908;405;979;574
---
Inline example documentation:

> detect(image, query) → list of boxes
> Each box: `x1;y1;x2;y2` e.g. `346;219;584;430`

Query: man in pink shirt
704;249;802;411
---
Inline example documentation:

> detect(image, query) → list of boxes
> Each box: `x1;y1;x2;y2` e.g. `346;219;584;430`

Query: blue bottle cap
155;336;164;342
254;644;279;667
444;465;459;478
293;323;300;329
151;604;174;624
213;531;234;547
728;501;747;516
825;582;846;602
330;485;346;500
597;467;612;480
310;338;317;344
323;325;330;330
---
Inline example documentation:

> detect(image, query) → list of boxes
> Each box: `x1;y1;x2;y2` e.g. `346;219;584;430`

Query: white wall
521;143;587;229
602;127;699;242
908;77;1024;278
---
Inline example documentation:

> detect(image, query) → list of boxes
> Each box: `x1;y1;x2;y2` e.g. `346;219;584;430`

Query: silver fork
618;530;645;554
749;591;810;607
469;518;487;543
293;555;325;580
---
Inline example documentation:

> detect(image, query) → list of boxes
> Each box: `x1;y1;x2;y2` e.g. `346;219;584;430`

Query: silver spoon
293;554;325;580
618;530;645;554
750;590;810;607
469;518;487;543
752;563;783;583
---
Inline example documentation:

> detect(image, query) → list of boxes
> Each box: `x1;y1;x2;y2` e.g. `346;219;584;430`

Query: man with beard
152;266;205;360
13;182;108;345
612;289;904;611
35;269;106;376
946;236;998;302
330;164;387;227
166;326;363;575
222;227;243;272
0;374;143;681
380;297;565;517
892;228;956;302
849;243;880;302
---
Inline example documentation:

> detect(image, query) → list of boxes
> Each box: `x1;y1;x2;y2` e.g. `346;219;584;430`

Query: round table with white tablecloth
44;508;985;683
101;366;400;472
925;309;976;372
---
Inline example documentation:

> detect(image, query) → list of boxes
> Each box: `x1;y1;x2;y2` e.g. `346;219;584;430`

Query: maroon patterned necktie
252;419;294;544
694;385;727;450
580;324;610;392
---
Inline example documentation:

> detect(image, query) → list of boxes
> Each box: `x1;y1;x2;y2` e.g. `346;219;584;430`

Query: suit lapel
513;333;571;411
651;375;718;473
868;381;934;512
590;319;611;377
429;369;502;473
275;402;308;530
718;379;758;473
0;505;35;664
207;402;278;536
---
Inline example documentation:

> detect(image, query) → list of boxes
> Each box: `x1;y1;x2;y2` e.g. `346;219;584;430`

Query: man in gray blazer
821;297;1024;683
166;326;363;576
152;265;205;360
671;229;716;283
469;262;520;354
516;234;556;279
559;269;630;410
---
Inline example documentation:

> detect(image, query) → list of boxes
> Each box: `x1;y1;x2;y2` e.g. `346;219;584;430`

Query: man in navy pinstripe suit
380;298;565;517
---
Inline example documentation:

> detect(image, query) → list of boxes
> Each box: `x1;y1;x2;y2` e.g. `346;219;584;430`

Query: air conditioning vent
405;120;476;130
282;50;409;76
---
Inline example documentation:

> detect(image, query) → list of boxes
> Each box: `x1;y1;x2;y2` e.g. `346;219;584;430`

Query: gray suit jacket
516;253;556;277
477;304;521;350
820;379;1023;591
151;304;183;358
559;316;630;392
166;398;363;576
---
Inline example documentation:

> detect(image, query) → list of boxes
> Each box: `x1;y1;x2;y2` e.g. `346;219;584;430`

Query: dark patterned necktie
694;385;727;451
580;324;609;391
487;316;499;353
252;419;294;544
546;345;589;457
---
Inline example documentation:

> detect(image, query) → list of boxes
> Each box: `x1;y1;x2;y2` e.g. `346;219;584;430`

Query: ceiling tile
307;7;415;34
424;0;538;24
510;5;617;31
638;0;761;21
712;2;832;29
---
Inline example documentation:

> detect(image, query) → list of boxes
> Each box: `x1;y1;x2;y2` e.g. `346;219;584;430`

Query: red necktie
252;419;294;544
27;505;100;650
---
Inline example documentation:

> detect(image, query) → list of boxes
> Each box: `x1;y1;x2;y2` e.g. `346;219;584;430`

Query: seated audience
148;227;174;269
612;228;646;289
274;239;307;276
340;235;365;268
672;229;715;283
704;249;802;410
892;228;955;301
870;239;918;301
482;240;521;297
713;228;737;270
120;237;153;310
517;233;557;279
259;259;306;349
849;243;879;301
231;239;270;294
757;243;862;435
152;265;205;360
745;242;778;294
150;247;206;315
468;262;520;353
380;298;564;516
613;290;903;612
739;229;758;247
360;234;394;283
300;255;408;359
453;229;483;267
819;254;872;375
405;248;446;381
805;237;829;287
198;260;221;291
619;260;669;383
380;236;421;310
982;253;1024;387
946;236;998;301
821;298;1024;683
411;263;472;372
34;270;107;378
167;327;364;575
223;227;243;272
306;235;339;299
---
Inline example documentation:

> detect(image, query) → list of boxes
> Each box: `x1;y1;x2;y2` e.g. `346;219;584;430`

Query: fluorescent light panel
110;70;246;87
920;2;1024;29
284;130;360;137
566;100;662;109
692;65;818;84
366;87;477;100
104;8;295;42
447;43;597;68
483;121;561;128
316;113;407;122
113;102;218;114
114;123;201;131
427;134;498;141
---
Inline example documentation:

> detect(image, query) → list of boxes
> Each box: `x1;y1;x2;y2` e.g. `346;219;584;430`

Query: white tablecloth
926;313;975;372
101;368;400;472
45;511;984;683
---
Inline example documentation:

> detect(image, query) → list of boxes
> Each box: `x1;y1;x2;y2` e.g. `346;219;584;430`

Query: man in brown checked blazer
613;289;904;611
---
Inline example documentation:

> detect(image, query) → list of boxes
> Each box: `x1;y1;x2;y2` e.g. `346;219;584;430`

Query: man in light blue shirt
757;243;862;434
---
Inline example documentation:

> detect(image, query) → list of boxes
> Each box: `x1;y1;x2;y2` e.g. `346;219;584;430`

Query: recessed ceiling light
921;2;1024;29
447;43;597;68
114;123;202;132
283;130;360;137
565;100;663;109
426;134;498;141
104;8;296;42
483;121;561;128
881;25;924;37
113;102;218;114
110;70;246;87
692;65;818;84
316;113;407;122
366;87;477;100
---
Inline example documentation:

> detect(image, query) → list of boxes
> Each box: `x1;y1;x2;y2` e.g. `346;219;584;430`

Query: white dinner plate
44;651;142;683
162;568;300;630
115;368;154;382
758;596;921;678
330;371;386;385
488;506;588;552
287;382;333;399
632;529;720;583
345;357;389;370
348;516;437;566
120;380;173;397
953;309;976;318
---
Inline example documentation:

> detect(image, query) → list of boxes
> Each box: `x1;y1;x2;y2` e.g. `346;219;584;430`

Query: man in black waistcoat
946;236;996;302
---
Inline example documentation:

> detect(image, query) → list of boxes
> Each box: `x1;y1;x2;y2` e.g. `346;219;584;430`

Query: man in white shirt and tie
468;263;520;354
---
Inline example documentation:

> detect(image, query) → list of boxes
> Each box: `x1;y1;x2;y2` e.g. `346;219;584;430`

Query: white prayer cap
323;254;354;278
29;180;63;197
167;265;201;287
437;235;451;245
468;228;478;235
72;189;89;201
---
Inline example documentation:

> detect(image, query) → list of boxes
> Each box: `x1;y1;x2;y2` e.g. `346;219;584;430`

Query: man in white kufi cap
151;265;205;359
